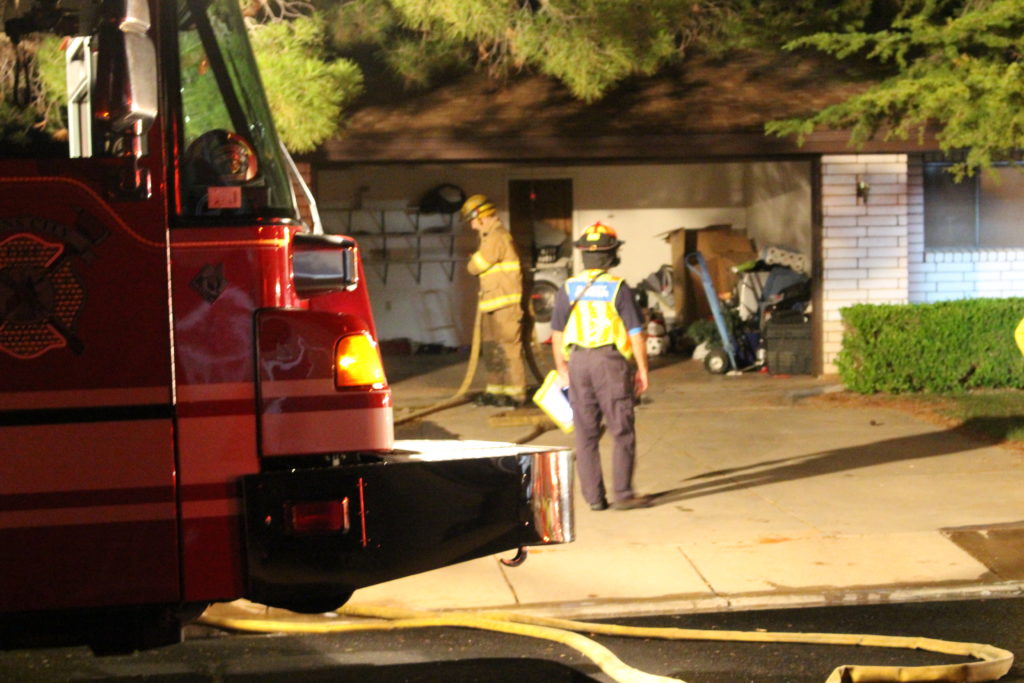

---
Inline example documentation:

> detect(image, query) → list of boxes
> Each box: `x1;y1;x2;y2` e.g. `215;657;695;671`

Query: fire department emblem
190;262;227;304
0;232;85;359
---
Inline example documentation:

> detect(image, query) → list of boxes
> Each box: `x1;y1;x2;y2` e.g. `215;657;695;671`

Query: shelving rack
324;207;460;284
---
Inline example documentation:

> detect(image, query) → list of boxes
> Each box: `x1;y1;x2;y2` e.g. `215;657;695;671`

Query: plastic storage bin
764;318;812;375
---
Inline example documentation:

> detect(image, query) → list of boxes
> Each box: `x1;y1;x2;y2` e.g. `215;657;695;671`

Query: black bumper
241;443;573;610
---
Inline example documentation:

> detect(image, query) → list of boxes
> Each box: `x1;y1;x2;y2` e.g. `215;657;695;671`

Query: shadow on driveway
652;417;1022;505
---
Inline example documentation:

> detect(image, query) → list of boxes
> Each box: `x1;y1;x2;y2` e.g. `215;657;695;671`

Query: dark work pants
567;346;636;504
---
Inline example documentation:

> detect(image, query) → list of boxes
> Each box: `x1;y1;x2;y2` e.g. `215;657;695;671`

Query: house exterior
305;53;1024;375
821;154;1024;372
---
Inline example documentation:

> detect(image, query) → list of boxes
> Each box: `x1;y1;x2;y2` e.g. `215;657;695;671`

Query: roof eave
317;128;941;165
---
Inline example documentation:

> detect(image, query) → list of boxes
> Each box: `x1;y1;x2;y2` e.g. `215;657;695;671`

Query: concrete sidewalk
329;352;1024;620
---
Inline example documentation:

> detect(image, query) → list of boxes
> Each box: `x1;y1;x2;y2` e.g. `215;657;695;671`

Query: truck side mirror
89;0;157;196
116;31;157;134
292;234;360;297
93;0;157;138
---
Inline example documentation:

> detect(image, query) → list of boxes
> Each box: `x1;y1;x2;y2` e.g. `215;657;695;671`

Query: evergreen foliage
0;2;358;154
33;35;66;134
249;15;363;152
0;33;65;142
711;0;883;52
765;0;1024;178
1;0;1020;167
327;0;724;102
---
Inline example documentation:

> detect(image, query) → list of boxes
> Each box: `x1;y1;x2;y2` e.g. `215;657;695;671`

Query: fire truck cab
0;0;572;648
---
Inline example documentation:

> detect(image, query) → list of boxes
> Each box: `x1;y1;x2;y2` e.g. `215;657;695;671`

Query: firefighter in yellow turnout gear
462;194;528;407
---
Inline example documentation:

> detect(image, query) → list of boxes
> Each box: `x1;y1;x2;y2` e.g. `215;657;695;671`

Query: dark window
924;163;1024;248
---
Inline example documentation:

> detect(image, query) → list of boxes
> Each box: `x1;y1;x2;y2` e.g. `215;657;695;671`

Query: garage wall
317;165;494;347
316;161;812;346
744;162;814;265
570;163;749;287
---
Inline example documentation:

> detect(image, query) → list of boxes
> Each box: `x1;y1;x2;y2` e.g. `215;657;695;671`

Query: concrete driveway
326;351;1024;618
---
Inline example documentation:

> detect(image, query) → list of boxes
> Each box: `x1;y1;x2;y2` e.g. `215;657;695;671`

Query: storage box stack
662;225;757;326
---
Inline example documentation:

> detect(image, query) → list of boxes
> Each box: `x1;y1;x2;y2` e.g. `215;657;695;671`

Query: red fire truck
0;0;572;648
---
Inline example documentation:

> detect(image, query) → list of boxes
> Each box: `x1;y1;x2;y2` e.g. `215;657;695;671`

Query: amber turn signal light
335;332;386;389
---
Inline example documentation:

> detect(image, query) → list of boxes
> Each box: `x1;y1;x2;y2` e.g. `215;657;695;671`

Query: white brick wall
910;250;1024;301
821;154;910;373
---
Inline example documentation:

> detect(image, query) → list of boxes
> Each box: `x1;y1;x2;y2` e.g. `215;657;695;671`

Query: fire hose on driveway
200;602;1014;683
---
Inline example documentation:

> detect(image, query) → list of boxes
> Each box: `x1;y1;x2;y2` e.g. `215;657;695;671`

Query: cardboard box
662;225;757;326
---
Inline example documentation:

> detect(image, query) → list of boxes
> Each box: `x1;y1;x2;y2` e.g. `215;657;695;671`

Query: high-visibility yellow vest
561;270;632;361
1015;316;1024;357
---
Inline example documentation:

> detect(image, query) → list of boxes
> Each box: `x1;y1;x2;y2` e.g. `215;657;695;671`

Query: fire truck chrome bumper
386;440;575;546
239;441;574;611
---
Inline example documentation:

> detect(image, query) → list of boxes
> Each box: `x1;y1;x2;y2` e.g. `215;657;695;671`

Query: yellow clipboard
532;370;574;433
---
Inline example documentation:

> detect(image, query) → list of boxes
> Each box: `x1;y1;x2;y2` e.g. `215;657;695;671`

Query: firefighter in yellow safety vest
550;222;652;511
1016;316;1024;357
462;194;528;407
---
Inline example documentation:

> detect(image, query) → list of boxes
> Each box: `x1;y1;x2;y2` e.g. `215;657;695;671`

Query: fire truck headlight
335;332;386;389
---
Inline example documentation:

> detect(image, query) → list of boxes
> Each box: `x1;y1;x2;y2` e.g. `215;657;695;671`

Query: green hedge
837;298;1024;393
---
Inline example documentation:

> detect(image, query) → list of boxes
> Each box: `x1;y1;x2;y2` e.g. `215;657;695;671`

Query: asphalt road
1;597;1020;682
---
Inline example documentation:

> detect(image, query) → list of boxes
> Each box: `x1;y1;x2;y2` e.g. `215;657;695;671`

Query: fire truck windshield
176;0;296;220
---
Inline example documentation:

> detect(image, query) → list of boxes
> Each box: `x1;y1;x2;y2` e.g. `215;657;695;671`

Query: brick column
820;154;910;373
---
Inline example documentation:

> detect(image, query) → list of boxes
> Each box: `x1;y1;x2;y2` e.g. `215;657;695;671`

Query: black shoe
473;393;497;407
612;495;652;510
493;394;528;408
589;498;609;511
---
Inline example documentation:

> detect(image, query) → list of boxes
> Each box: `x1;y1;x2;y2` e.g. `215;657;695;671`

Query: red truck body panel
0;136;179;611
0;0;572;630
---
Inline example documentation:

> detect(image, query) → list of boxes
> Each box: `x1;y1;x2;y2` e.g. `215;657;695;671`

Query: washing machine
531;264;570;344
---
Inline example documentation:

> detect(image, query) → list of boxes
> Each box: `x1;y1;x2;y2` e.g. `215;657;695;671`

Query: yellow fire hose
392;306;482;426
199;602;1013;683
394;302;548;427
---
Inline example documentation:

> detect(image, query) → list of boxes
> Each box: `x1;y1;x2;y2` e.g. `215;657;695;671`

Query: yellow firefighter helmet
460;194;497;222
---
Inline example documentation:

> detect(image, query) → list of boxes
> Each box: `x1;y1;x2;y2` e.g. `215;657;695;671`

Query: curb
448;580;1024;623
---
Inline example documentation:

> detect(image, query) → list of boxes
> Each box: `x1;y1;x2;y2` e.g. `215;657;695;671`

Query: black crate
764;319;812;375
